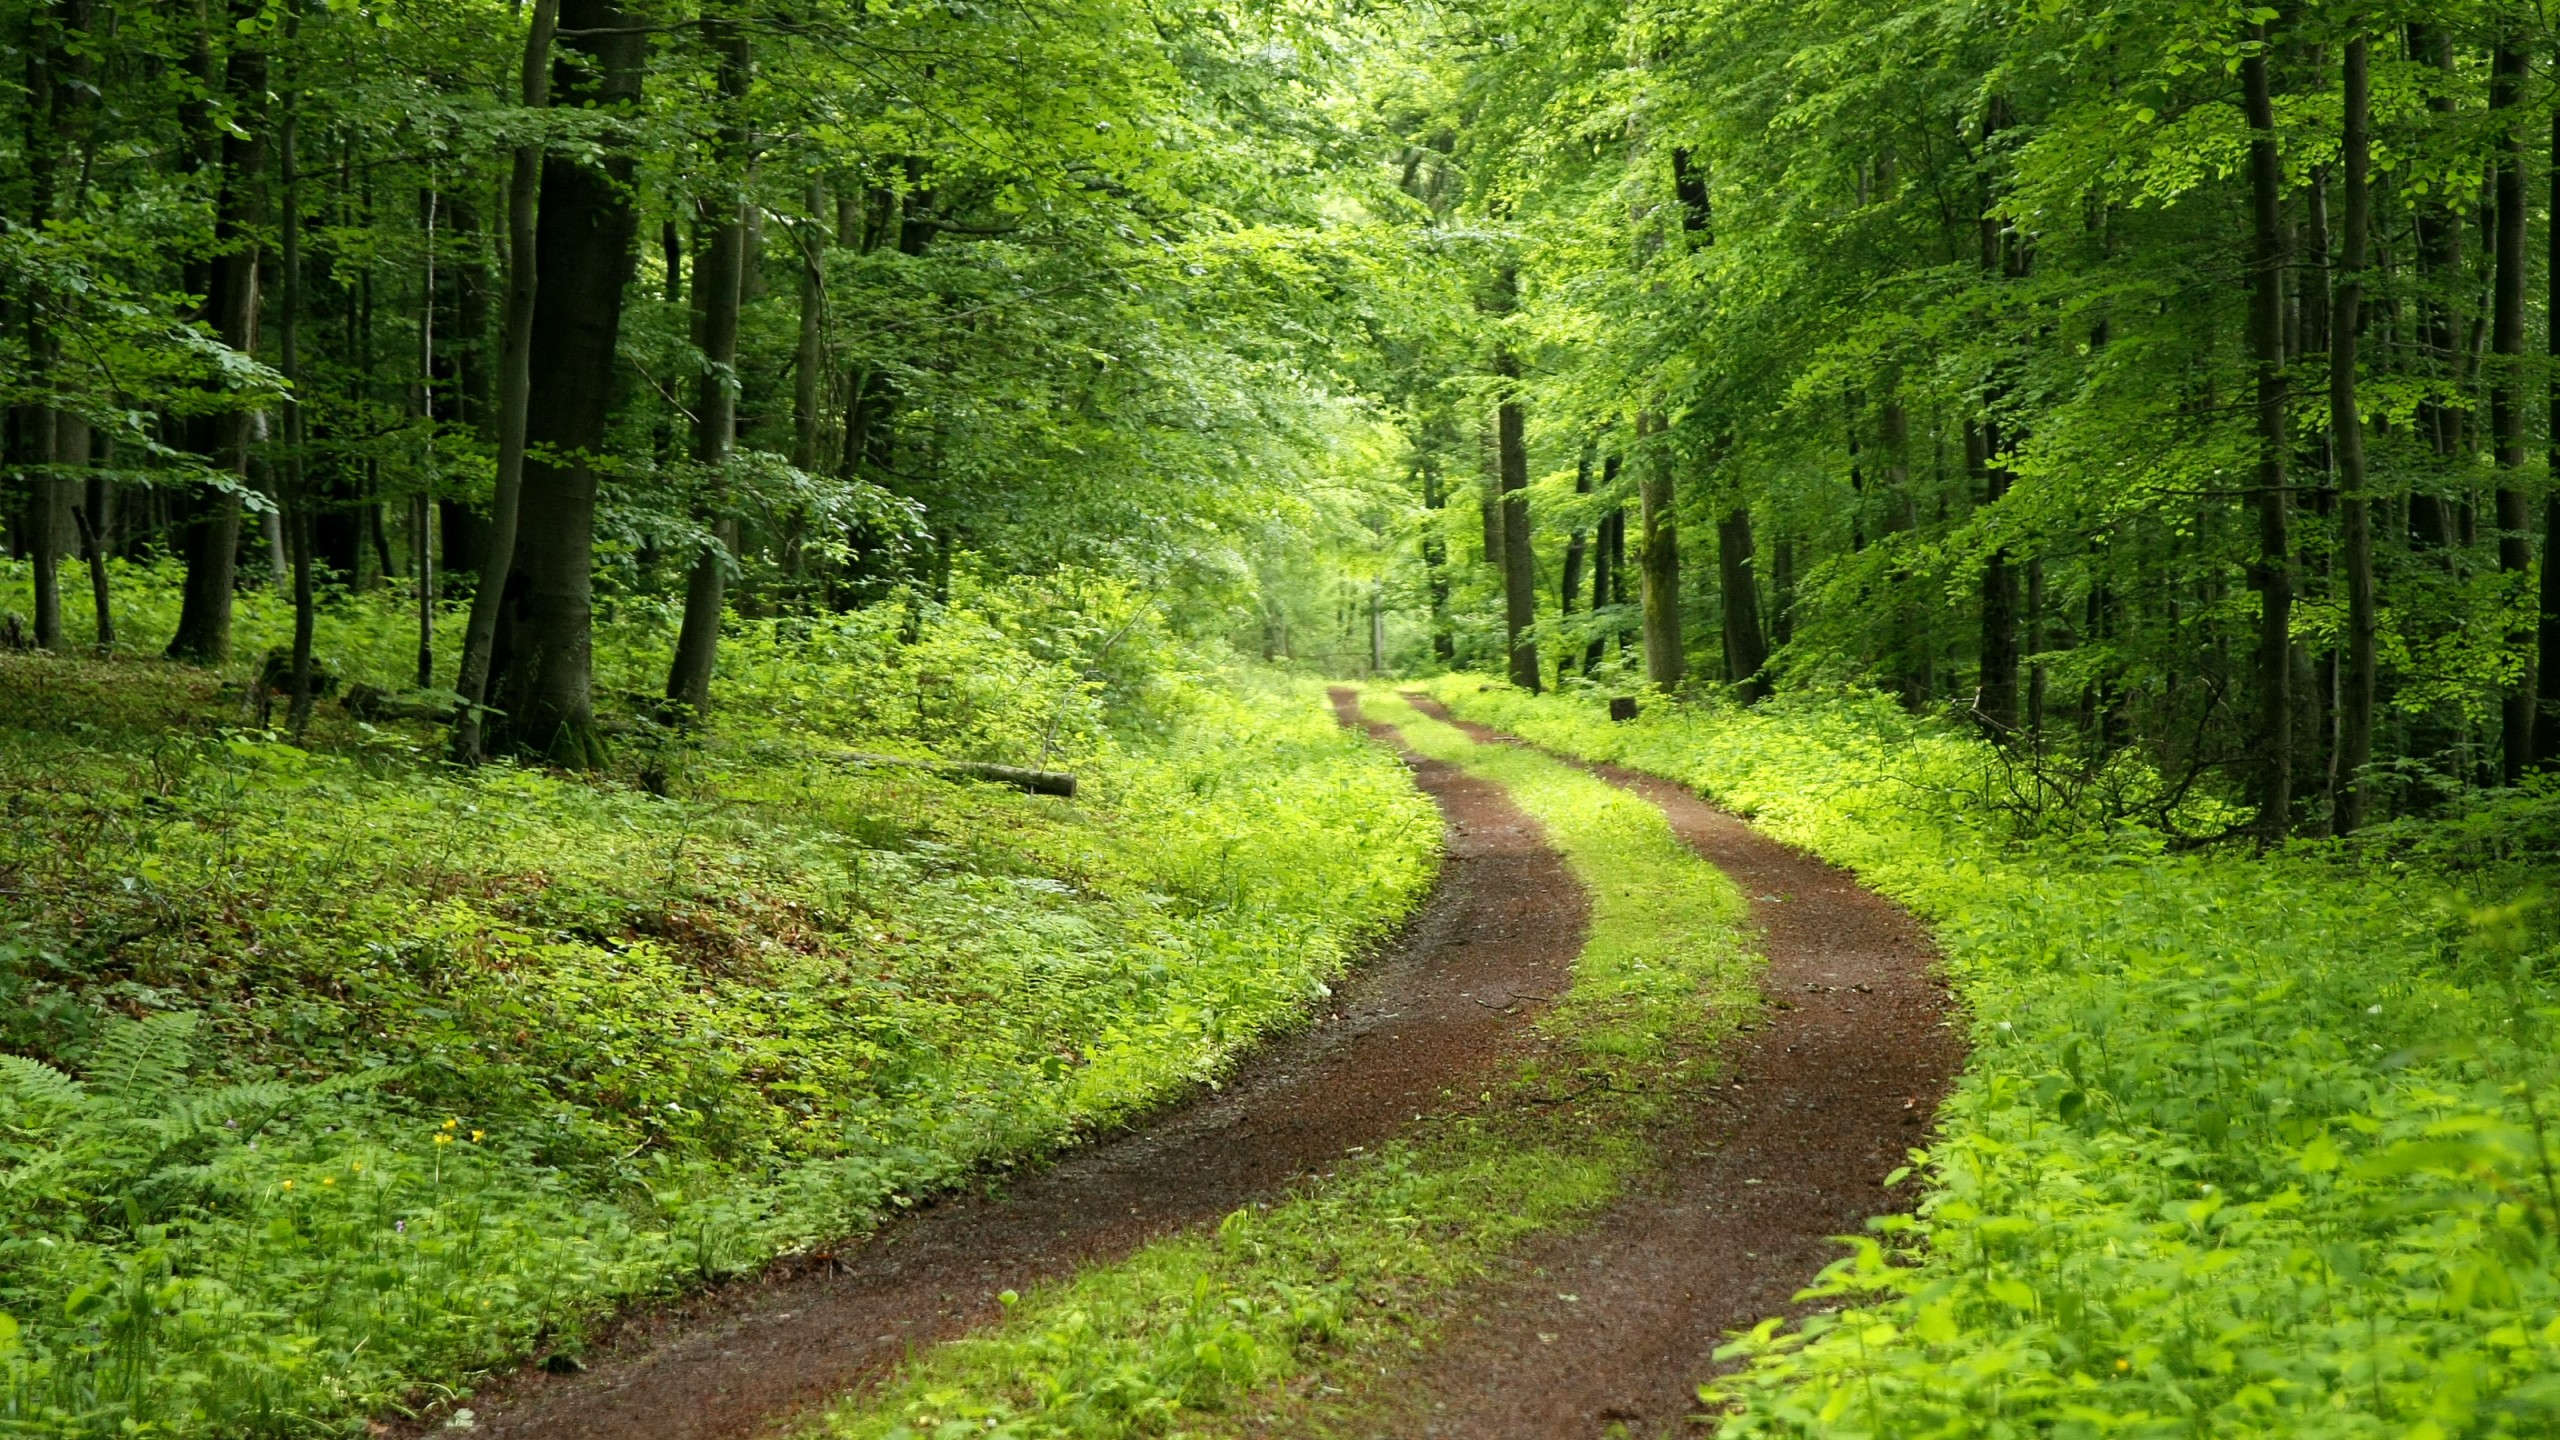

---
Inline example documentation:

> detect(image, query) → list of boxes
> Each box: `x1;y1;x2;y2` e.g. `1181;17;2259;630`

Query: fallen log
824;750;1077;798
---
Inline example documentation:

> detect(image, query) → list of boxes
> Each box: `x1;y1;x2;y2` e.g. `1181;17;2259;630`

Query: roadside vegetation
0;570;1436;1438
807;689;1759;1439
1430;678;2560;1437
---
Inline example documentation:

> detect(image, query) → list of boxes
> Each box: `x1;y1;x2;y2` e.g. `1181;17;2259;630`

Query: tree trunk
666;19;751;717
451;0;554;763
2244;25;2293;839
22;410;63;651
166;9;269;667
1881;396;1928;705
70;474;111;653
492;0;642;766
1717;506;1770;703
1771;532;1796;649
2408;21;2460;548
1637;416;1681;688
1588;456;1619;674
2491;36;2533;782
793;178;825;474
2334;34;2377;828
1970;421;2019;733
1496;366;1538;692
1420;452;1452;660
1559;452;1590;685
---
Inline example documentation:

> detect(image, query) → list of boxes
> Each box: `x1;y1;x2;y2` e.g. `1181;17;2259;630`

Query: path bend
415;691;1582;1440
1396;694;1960;1440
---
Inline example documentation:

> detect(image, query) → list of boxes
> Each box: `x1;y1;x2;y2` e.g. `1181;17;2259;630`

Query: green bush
1427;678;2560;1440
0;571;1436;1438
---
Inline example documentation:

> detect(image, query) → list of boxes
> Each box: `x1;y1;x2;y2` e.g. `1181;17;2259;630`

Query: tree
491;0;644;767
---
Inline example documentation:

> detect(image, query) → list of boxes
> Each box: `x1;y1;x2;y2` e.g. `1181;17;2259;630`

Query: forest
7;0;2560;1435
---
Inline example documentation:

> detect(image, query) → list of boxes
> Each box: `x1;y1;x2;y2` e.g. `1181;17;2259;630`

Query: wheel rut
1392;695;1960;1440
412;688;1584;1440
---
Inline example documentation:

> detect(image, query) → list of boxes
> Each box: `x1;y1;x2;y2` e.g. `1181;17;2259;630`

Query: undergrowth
1427;677;2560;1440
0;567;1436;1438
804;688;1760;1440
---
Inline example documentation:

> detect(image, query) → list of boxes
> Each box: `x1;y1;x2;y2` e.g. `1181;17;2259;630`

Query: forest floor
439;689;1955;1439
433;690;1585;1439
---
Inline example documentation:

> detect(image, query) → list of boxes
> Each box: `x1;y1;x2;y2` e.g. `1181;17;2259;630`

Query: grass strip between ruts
808;689;1762;1440
1421;676;2560;1440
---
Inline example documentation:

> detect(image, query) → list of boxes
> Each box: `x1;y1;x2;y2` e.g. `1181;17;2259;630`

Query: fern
88;1011;198;1106
0;1052;84;1112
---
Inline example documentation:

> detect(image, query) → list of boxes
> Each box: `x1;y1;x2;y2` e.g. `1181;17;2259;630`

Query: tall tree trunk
19;0;94;645
2334;34;2377;829
1587;455;1619;674
1559;452;1589;686
1771;533;1796;649
451;0;554;763
1637;417;1682;688
793;178;825;474
1496;358;1538;692
2407;21;2460;548
1971;421;2019;732
667;18;751;717
2244;25;2294;839
281;33;314;737
18;0;78;650
1420;451;1452;661
71;472;111;653
493;0;641;765
166;6;269;666
2491;36;2533;782
1717;506;1770;703
1881;396;1928;705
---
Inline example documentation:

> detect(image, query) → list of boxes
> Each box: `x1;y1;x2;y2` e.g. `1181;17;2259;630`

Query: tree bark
1637;417;1681;688
451;0;554;763
1420;449;1452;660
2541;101;2560;767
2407;21;2461;547
1717;506;1770;703
1496;359;1538;692
1588;455;1620;674
666;17;752;717
1970;421;2019;732
2491;36;2532;782
1559;452;1589;685
794;178;825;474
2244;25;2293;839
166;7;268;667
2333;35;2376;829
492;0;642;766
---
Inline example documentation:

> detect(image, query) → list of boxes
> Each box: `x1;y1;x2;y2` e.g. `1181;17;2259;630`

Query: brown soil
418;688;1585;1440
1389;695;1961;1440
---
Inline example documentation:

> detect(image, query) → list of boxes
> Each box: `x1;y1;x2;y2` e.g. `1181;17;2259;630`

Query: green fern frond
89;1011;198;1107
0;1053;86;1111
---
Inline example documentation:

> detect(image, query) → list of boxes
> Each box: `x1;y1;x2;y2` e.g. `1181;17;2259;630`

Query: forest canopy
14;0;2560;839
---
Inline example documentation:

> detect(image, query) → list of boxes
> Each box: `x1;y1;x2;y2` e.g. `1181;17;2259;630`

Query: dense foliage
1367;0;2560;843
1431;677;2560;1437
0;569;1436;1436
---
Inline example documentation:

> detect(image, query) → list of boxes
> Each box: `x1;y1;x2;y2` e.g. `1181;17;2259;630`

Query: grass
0;564;1439;1438
801;687;1762;1440
1425;676;2560;1440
